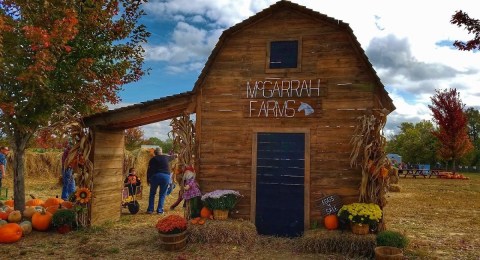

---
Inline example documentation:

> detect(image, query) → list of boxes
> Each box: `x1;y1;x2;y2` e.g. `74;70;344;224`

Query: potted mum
337;203;382;235
155;214;188;251
201;190;242;220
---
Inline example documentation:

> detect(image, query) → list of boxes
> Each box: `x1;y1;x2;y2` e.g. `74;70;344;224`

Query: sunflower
75;187;92;204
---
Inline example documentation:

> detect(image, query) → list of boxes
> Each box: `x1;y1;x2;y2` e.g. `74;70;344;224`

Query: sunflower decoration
75;187;92;204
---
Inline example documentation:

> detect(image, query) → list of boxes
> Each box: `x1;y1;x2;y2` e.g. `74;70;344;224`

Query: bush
376;230;408;248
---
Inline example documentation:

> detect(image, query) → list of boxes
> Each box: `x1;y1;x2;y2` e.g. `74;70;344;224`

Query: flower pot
351;223;369;235
158;230;187;251
213;209;229;220
375;246;403;260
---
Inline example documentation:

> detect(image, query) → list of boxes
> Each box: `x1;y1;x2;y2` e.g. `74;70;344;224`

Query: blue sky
114;0;480;140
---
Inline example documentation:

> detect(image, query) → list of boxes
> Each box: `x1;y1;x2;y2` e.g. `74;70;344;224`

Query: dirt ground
1;173;479;259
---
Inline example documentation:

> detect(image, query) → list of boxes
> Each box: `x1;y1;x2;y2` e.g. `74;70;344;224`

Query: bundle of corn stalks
43;106;93;227
169;113;196;168
350;109;390;209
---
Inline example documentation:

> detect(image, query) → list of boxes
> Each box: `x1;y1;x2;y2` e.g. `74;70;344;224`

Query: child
182;165;202;219
124;168;141;196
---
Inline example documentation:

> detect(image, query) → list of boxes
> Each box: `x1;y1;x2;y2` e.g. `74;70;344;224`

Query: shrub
376;230;408;248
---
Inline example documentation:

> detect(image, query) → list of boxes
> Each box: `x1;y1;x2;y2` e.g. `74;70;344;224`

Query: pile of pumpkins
0;196;74;243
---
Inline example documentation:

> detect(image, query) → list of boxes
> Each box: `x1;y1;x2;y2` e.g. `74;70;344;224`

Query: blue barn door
255;132;305;237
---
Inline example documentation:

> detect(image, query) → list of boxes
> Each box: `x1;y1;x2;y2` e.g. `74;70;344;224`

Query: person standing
146;147;174;214
61;144;76;200
0;146;9;189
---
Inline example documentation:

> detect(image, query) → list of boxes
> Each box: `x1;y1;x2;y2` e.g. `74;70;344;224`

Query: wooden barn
84;0;394;236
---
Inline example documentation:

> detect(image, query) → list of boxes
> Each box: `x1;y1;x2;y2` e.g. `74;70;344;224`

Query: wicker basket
213;209;229;220
351;223;369;235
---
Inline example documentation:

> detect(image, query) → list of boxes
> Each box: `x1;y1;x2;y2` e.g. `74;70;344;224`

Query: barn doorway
255;132;305;237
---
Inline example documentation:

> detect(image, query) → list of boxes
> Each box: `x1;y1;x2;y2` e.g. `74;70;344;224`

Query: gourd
324;215;339;230
23;206;43;219
19;221;32;235
200;207;213;219
26;195;45;207
0;208;11;220
31;209;53;231
0;219;8;226
43;196;64;208
7;210;22;223
0;223;23;243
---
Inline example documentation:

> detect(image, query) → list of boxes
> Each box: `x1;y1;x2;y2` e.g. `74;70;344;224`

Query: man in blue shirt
0;146;9;189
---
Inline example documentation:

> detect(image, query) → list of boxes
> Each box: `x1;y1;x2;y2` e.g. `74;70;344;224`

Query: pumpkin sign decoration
0;223;23;243
32;210;53;231
324;214;339;230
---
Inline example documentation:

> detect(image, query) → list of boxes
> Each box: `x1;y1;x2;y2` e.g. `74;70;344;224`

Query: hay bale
295;229;375;257
389;185;401;192
187;219;257;246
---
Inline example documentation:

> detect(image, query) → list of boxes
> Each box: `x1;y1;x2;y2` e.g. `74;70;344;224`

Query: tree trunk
12;131;31;212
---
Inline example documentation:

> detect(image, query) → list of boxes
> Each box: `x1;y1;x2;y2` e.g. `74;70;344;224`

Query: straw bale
188;219;257;246
295;229;376;257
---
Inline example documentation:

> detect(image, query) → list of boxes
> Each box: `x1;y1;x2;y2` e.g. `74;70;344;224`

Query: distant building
387;154;402;164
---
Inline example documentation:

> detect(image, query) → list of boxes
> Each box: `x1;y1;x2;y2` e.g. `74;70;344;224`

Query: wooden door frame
250;128;311;231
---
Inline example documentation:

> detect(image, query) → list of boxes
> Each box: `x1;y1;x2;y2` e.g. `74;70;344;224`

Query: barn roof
192;0;395;112
84;91;195;129
84;0;394;129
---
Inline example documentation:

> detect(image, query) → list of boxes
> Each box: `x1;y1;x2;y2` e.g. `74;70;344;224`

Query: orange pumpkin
324;215;339;230
31;210;53;231
43;196;64;208
5;200;14;208
200;207;213;218
61;201;74;209
0;211;9;221
26;197;45;207
0;223;23;243
46;205;61;215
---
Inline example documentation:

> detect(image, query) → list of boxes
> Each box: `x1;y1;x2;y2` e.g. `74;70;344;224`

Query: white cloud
141;121;172;140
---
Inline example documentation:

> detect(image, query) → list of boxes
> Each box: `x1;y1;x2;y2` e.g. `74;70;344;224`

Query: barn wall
196;8;379;224
90;128;125;225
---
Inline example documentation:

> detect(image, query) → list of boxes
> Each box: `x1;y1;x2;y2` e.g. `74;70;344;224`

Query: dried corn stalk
43;106;94;227
350;109;390;208
169;113;196;167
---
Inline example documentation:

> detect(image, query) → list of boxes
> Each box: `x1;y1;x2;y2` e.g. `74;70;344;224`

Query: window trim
265;38;302;73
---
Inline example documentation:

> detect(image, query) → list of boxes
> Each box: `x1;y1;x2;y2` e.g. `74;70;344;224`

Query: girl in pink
182;166;202;219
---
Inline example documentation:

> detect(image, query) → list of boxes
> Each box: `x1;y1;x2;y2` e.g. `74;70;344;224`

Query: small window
266;39;301;73
269;41;298;68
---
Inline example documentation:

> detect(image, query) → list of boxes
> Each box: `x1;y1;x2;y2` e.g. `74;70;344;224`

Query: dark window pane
270;41;298;69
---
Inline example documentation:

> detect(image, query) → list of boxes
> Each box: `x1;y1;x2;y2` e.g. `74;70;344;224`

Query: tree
465;107;480;166
451;10;480;51
125;127;145;151
0;0;150;211
386;121;438;165
429;89;473;171
143;136;174;153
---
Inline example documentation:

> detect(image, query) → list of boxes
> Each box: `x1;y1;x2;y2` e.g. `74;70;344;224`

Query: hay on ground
188;219;257;246
295;229;376;258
